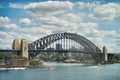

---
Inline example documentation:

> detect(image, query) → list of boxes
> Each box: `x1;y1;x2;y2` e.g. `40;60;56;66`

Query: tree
111;54;120;63
30;60;43;67
0;53;6;60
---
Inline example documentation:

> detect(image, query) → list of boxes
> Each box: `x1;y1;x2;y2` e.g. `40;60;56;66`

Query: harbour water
0;63;120;80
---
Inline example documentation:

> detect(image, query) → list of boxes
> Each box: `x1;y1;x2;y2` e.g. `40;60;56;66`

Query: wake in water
44;62;87;66
85;66;99;68
44;62;100;69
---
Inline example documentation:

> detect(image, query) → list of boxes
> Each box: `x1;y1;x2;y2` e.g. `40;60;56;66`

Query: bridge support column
103;46;108;62
21;39;28;59
12;39;20;50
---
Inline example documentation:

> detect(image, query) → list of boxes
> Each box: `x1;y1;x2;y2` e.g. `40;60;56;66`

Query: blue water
0;63;120;80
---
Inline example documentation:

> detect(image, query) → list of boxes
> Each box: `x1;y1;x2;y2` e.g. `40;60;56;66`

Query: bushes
0;53;44;67
0;53;28;60
30;60;43;67
111;54;120;63
0;54;6;60
0;53;13;60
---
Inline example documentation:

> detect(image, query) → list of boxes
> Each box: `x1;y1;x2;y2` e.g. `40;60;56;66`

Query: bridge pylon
21;39;28;59
12;39;20;50
103;46;108;62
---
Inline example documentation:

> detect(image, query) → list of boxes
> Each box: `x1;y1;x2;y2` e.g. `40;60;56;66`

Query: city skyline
0;0;120;53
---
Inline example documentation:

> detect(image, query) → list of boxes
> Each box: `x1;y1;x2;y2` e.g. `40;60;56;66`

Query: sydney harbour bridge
0;32;115;64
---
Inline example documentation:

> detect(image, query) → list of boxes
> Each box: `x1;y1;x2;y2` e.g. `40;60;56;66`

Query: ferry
47;67;55;70
64;59;76;63
46;66;55;70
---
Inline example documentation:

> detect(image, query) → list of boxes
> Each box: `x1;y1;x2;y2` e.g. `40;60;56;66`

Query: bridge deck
29;50;102;54
0;50;20;52
0;49;115;55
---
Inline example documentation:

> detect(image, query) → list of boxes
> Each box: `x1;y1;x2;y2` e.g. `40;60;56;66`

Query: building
56;43;62;50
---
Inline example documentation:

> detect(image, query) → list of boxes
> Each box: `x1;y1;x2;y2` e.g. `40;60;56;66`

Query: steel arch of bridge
28;32;102;63
28;32;101;53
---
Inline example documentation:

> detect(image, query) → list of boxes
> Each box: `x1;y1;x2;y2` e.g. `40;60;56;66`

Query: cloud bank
0;1;120;53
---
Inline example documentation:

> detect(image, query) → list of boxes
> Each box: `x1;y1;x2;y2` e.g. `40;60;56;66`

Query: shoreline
1;62;119;71
0;65;47;71
0;67;26;71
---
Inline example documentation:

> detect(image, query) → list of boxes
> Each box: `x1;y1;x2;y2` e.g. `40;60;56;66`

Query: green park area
0;53;43;68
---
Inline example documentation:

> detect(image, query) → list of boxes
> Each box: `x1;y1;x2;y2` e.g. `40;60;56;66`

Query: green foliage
0;53;12;60
0;53;28;60
39;53;90;62
0;53;6;59
114;54;120;60
30;60;43;67
111;54;120;63
14;55;28;60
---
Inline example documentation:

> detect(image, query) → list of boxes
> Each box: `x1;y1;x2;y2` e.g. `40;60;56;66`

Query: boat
47;67;55;70
64;59;76;63
46;66;55;70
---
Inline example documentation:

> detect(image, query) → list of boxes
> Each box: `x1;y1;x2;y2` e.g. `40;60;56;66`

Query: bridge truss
28;32;101;62
28;32;101;52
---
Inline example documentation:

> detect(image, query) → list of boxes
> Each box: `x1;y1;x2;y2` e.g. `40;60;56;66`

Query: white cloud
76;2;100;11
39;16;98;33
23;1;98;34
20;26;52;35
4;24;19;30
0;31;14;49
0;1;120;53
0;16;11;25
24;1;73;16
0;16;19;30
0;31;41;49
78;22;98;30
19;18;31;25
0;31;8;39
62;13;84;22
86;29;116;38
9;3;24;8
89;3;120;21
84;30;118;52
40;16;68;27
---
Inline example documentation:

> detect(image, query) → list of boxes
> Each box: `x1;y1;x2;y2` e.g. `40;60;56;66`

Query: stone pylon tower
103;46;108;62
12;39;20;50
21;39;28;59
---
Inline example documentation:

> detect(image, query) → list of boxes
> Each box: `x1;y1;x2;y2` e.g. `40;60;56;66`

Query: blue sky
0;0;120;53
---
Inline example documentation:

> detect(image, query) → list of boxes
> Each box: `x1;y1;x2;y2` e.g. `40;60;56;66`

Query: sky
0;0;120;53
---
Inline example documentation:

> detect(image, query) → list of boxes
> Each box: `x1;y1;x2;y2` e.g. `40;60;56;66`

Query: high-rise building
12;39;20;50
56;43;62;50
